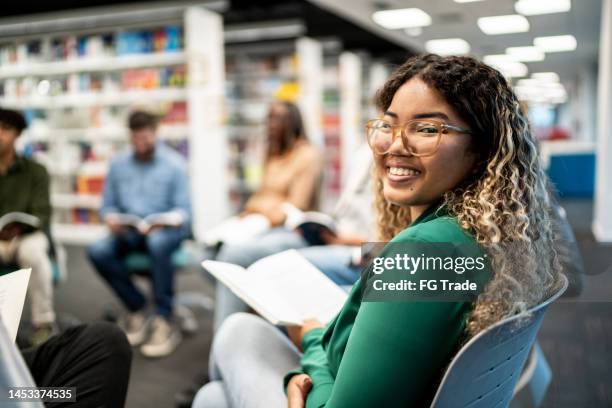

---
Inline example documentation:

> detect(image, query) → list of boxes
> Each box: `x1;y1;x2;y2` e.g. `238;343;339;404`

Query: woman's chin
383;185;418;207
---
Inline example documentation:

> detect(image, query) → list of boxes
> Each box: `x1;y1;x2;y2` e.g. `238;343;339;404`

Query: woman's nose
387;129;411;155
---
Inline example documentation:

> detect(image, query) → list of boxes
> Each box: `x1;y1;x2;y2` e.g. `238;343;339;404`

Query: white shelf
0;52;186;79
26;123;189;142
0;88;187;109
52;223;107;246
52;193;102;209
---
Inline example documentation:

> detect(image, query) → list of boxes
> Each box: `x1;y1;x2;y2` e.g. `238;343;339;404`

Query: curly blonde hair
373;55;561;337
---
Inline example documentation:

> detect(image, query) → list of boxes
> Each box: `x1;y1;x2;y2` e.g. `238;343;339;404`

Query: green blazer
285;204;489;407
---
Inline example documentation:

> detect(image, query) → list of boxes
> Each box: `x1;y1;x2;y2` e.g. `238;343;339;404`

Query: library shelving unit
224;37;324;213
321;56;341;213
0;5;227;244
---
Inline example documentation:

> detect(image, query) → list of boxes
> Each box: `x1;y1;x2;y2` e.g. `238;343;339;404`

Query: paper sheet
0;269;31;343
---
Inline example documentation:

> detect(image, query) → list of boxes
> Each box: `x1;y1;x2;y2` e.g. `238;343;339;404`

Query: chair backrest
430;274;568;408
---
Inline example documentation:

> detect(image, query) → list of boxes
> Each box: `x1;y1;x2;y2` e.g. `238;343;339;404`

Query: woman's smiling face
374;77;477;217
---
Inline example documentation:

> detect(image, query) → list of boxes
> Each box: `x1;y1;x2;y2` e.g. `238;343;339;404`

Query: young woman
212;101;322;330
240;100;321;226
194;54;562;408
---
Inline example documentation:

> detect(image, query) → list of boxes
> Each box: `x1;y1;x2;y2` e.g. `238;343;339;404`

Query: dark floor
42;198;612;408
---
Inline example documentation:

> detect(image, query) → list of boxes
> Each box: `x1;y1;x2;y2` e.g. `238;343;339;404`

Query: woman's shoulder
393;215;475;244
292;140;320;163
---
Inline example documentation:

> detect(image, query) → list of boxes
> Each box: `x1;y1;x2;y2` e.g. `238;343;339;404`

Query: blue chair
510;343;552;408
430;274;568;408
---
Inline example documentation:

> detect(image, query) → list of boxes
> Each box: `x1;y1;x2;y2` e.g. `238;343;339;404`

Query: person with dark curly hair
192;54;563;408
0;108;56;346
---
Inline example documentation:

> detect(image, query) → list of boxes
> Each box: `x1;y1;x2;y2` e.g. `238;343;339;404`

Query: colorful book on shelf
202;250;347;326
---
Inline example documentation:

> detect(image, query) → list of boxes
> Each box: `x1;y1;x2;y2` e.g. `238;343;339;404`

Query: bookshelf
0;5;226;244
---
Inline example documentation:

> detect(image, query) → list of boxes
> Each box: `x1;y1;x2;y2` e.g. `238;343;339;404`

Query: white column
339;52;362;189
296;37;324;148
576;64;598;142
593;0;612;242
185;7;228;241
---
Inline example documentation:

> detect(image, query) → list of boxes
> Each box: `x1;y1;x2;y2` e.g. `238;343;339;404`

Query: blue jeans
212;228;308;330
297;245;361;286
193;313;300;408
87;228;186;318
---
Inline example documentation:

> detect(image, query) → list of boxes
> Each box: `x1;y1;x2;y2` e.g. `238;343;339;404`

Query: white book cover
0;269;32;343
202;250;348;326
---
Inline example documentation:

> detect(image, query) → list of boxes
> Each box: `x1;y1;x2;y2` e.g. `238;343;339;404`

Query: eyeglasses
365;118;472;157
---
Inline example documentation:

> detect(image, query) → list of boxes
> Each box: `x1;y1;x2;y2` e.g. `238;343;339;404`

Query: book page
0;269;31;343
0;212;41;231
248;250;348;324
204;214;270;246
204;250;348;325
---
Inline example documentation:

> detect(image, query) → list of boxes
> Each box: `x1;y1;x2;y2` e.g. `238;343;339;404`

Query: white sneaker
140;316;182;358
118;311;149;346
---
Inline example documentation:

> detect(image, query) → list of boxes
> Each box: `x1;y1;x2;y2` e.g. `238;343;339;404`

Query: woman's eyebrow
412;112;450;120
383;111;398;118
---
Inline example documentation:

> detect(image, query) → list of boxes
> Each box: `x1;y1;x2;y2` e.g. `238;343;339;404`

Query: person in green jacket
193;54;562;408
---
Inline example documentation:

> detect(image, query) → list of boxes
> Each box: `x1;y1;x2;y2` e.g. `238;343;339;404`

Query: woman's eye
417;126;438;134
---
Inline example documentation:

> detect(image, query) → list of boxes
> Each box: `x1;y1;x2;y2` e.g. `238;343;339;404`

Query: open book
110;212;183;234
204;204;337;246
0;212;40;232
282;203;337;245
0;269;31;343
203;214;271;247
202;250;348;326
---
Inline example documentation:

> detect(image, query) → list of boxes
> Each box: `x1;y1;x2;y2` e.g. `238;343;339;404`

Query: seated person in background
213;144;374;331
212;102;321;322
1;319;132;408
0;108;56;346
193;55;563;408
87;110;191;358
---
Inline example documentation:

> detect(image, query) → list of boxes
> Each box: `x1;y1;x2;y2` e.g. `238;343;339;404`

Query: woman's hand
287;318;324;351
287;374;312;408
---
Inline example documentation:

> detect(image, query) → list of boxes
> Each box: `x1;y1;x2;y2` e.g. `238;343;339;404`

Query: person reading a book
210;102;321;314
87;110;191;358
0;108;56;346
193;54;563;408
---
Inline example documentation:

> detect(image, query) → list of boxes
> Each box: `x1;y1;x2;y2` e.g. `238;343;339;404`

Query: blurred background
0;0;610;407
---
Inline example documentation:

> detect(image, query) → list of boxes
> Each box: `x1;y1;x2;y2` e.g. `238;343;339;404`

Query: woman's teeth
388;167;420;176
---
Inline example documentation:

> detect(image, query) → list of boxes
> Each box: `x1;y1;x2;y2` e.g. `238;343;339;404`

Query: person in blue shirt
87;110;191;358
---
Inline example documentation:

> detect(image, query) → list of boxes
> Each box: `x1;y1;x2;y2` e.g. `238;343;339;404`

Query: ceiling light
478;14;530;35
534;35;577;52
454;0;486;2
515;0;571;16
506;46;545;62
532;72;560;82
372;8;432;30
425;38;471;56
